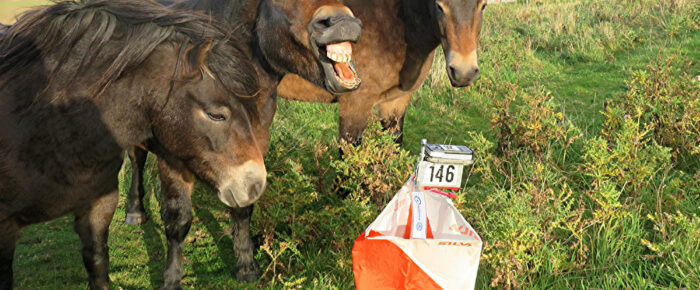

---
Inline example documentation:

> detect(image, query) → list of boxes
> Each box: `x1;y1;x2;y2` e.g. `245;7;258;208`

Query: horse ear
182;39;215;79
194;39;214;68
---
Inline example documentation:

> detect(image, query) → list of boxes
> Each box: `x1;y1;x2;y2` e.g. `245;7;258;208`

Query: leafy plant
331;121;415;206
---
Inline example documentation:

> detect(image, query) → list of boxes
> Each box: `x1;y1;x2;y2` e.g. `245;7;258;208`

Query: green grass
11;0;700;289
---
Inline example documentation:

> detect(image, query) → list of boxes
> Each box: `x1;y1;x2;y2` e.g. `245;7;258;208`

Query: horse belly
2;161;121;226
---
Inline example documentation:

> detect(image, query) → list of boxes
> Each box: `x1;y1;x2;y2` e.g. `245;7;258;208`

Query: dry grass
0;0;50;24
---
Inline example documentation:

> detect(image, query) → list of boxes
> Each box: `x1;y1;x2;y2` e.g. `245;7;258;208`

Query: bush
604;55;700;166
252;120;416;286
331;121;415;206
454;49;699;288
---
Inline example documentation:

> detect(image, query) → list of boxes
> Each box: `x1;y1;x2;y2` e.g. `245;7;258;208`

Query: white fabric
410;191;428;239
362;177;483;290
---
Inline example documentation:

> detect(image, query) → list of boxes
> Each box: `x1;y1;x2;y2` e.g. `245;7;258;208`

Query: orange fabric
403;203;435;239
426;219;434;239
403;203;413;239
352;234;442;290
367;230;384;238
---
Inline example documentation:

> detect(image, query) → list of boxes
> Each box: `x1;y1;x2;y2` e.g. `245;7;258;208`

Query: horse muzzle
446;50;480;87
216;161;267;208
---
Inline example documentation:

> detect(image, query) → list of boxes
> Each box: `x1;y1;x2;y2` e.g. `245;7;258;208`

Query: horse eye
436;3;444;14
207;112;226;122
482;3;487;11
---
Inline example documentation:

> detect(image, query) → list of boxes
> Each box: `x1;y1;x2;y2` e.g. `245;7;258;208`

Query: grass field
7;0;700;289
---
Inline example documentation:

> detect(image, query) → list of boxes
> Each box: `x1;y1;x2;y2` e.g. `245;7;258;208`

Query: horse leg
377;93;412;145
338;97;375;147
336;98;375;198
125;147;148;225
73;190;119;290
0;220;19;290
157;158;194;290
230;205;258;282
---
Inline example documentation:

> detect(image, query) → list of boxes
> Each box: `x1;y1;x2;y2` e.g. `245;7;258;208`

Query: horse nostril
327;15;350;26
316;15;355;29
314;17;333;29
249;181;265;198
473;67;480;75
448;65;457;79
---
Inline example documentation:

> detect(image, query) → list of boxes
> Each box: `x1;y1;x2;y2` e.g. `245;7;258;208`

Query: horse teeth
326;50;353;63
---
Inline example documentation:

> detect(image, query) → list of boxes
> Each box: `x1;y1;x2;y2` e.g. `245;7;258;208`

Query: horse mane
0;0;258;98
169;0;258;36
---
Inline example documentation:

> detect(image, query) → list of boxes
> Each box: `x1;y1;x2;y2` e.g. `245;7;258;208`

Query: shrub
604;55;700;167
331;121;415;206
253;120;416;286
457;49;698;289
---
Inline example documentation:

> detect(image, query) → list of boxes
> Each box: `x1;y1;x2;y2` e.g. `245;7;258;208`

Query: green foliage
461;87;587;288
461;50;699;289
512;0;698;63
605;55;700;166
254;152;377;287
486;81;581;158
331;121;415;206
250;122;415;286
643;210;700;286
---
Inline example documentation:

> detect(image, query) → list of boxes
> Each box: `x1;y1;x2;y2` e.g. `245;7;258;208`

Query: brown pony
0;0;263;289
122;0;363;284
278;0;487;144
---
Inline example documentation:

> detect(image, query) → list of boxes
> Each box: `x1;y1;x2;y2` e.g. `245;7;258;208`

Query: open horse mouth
307;6;362;94
322;41;360;89
318;41;360;91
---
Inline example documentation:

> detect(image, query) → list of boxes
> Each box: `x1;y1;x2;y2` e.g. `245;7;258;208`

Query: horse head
257;0;363;94
431;0;486;87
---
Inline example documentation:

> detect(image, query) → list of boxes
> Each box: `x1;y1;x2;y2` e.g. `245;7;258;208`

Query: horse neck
176;0;259;31
400;0;441;51
44;52;158;149
0;64;149;178
174;0;275;82
243;0;284;82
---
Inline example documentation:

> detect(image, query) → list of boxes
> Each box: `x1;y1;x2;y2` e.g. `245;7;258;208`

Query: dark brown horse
122;0;363;284
278;0;487;144
0;0;263;289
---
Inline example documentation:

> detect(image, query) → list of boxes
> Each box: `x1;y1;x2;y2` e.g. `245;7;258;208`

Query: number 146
429;165;456;183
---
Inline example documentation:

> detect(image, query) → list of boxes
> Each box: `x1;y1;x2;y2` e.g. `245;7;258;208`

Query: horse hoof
124;213;147;225
235;265;260;282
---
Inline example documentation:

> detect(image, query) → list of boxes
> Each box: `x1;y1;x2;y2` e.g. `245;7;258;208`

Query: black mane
0;0;258;98
167;0;258;33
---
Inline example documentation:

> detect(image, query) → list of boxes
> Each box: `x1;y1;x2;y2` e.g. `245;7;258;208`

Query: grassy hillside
10;0;700;289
